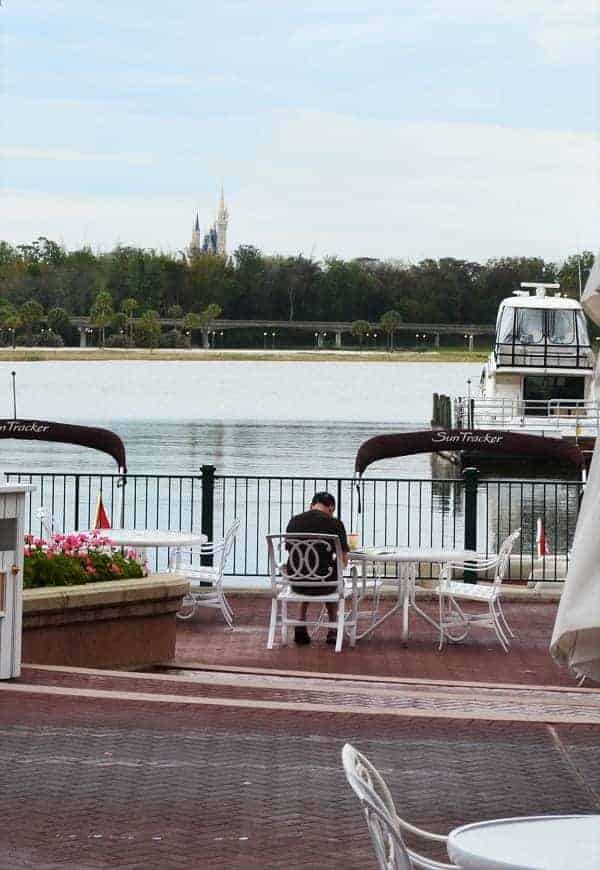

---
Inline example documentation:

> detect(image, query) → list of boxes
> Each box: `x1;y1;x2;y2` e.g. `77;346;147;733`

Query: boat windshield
497;307;590;347
548;310;575;344
516;309;545;344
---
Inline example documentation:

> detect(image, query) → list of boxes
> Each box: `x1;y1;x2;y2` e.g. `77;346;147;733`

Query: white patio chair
341;744;458;870
35;506;55;539
171;519;240;627
435;528;521;652
266;533;358;653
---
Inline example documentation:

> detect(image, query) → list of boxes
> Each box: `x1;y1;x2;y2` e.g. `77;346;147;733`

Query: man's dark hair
311;492;336;510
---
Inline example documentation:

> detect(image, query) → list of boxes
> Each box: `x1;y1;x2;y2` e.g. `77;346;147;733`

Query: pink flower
85;566;96;575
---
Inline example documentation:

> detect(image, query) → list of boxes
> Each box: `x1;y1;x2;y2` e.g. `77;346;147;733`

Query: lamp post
271;331;276;349
8;328;15;350
220;330;224;348
314;331;318;349
263;331;268;350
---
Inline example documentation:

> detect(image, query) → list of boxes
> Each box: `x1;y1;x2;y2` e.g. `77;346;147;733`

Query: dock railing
455;396;600;435
5;467;583;581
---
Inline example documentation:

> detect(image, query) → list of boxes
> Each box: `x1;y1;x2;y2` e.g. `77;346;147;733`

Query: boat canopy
0;419;127;471
354;429;584;476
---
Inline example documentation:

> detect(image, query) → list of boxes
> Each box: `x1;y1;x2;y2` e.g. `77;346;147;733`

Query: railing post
74;475;80;532
337;478;343;524
463;467;478;583
201;465;216;565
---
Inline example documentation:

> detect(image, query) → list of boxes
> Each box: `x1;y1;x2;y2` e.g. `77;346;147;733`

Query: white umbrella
551;253;600;679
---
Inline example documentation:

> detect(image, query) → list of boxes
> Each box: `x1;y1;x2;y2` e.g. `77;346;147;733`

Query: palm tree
2;307;22;349
121;297;138;345
183;311;202;347
351;320;371;350
19;299;44;345
90;291;114;347
379;310;403;352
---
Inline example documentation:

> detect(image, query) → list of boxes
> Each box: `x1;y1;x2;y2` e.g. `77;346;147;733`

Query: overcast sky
1;0;599;262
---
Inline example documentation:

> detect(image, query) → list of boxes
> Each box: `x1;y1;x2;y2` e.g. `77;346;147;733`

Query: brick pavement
0;595;597;869
1;686;600;870
175;594;578;687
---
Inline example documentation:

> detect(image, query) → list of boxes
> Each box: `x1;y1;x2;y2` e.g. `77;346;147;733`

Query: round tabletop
80;529;207;548
447;815;600;870
349;547;479;563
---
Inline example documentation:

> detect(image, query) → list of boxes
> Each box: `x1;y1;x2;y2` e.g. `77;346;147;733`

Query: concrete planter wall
22;574;188;669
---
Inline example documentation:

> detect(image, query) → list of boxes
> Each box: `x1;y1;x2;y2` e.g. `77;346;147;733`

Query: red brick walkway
0;595;597;869
175;594;577;687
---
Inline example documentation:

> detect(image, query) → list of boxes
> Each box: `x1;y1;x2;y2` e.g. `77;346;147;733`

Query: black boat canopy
0;419;127;471
354;429;584;476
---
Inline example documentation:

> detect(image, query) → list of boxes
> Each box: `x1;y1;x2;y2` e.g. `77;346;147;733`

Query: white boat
455;282;598;453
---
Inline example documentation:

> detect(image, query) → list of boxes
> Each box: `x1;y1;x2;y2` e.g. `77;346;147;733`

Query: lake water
0;360;577;578
0;360;480;477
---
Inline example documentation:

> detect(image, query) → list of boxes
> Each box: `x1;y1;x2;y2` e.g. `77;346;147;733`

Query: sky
0;0;599;262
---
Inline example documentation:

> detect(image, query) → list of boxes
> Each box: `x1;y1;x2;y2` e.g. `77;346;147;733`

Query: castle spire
216;187;228;257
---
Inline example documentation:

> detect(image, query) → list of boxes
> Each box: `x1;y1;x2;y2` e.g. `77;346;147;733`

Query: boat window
498;308;515;342
516;309;544;344
575;311;591;345
547;310;575;345
523;376;585;402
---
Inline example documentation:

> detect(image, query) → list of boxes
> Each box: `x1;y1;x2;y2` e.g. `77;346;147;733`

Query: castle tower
215;187;228;256
188;212;201;258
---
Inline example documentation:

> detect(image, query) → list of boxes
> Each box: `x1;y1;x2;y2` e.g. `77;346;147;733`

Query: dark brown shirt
285;509;348;587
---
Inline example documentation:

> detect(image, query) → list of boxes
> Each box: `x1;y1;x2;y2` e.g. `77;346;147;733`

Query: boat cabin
456;283;598;439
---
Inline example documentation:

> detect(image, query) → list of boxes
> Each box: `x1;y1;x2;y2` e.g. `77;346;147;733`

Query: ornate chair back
266;533;345;594
342;744;412;870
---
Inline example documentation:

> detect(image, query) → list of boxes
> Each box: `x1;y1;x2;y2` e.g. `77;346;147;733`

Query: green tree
167;304;183;321
351;320;371;350
47;307;71;338
121;297;138;344
90;290;114;346
379;309;403;351
0;305;22;348
19;299;44;344
183;311;202;346
138;309;161;351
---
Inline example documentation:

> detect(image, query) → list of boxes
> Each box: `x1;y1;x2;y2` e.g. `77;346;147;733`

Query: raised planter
22;574;189;669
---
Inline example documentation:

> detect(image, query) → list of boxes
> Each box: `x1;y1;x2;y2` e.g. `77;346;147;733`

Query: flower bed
24;531;146;589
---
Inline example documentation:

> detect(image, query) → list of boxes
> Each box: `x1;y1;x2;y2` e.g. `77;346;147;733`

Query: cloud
1;147;152;165
2;112;598;262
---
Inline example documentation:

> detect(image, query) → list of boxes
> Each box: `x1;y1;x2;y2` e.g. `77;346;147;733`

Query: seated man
286;491;349;645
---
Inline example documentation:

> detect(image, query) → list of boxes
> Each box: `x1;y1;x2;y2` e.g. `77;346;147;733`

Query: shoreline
0;348;489;363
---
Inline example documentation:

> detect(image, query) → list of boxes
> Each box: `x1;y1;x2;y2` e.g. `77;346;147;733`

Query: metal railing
455;397;600;435
495;341;594;369
5;467;583;580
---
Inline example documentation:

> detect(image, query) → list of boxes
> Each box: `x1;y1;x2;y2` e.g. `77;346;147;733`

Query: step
2;663;599;726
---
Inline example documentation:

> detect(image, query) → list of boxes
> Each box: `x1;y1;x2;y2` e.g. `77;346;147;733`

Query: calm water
0;361;577;577
0;360;480;477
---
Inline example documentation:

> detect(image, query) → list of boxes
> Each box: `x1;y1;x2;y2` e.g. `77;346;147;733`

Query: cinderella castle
188;188;229;258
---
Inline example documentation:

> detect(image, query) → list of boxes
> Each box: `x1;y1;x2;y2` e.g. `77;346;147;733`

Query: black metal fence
5;467;583;580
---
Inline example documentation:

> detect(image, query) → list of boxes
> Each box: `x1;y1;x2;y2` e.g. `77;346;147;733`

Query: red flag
93;495;111;529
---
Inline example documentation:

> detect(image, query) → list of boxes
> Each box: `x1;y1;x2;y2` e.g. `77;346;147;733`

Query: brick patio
0;594;598;869
175;593;578;687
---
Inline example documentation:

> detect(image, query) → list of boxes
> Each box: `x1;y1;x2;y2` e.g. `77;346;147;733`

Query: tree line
0;237;594;347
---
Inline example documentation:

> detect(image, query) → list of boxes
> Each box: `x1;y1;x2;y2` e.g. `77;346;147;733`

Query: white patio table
447;814;600;870
348;546;478;643
77;529;207;569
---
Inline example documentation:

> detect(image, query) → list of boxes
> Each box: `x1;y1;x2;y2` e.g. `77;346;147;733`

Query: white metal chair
35;506;55;539
341;744;458;870
266;533;358;653
436;528;521;652
171;519;240;627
